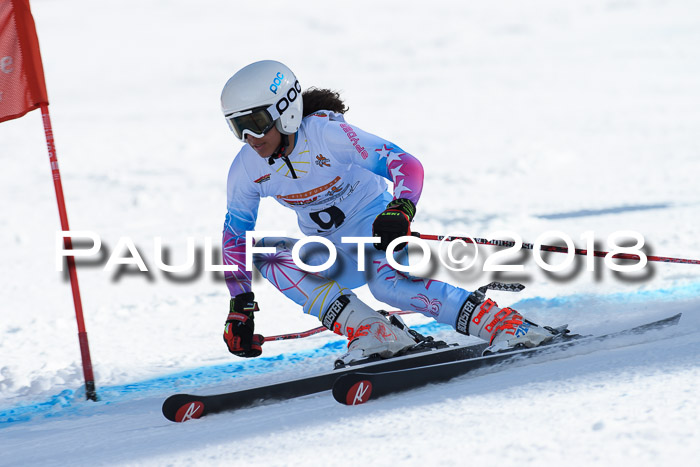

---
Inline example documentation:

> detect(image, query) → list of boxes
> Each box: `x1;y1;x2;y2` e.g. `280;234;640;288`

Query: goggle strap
265;104;281;121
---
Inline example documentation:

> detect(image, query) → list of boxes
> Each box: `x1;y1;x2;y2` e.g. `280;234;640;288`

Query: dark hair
302;87;348;117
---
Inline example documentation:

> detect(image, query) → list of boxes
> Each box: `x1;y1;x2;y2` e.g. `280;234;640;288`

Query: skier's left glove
223;292;264;358
372;198;416;251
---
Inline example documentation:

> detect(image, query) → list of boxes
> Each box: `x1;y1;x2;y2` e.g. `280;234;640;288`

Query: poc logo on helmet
276;80;302;115
269;72;284;94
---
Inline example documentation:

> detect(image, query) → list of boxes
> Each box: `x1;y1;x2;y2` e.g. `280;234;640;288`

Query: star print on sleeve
375;144;423;205
323;120;424;205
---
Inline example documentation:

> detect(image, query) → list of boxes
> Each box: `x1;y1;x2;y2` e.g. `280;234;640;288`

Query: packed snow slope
1;0;699;465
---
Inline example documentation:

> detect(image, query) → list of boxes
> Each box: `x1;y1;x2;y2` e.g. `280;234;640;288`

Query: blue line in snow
3;281;698;427
535;203;671;220
513;282;700;310
0;321;451;427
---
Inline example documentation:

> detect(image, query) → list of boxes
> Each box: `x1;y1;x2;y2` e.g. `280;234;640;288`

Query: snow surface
1;0;699;465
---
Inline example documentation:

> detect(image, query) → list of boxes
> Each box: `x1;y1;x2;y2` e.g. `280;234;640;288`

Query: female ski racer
220;60;557;364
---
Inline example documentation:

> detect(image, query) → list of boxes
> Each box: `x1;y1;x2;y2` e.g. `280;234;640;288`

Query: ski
332;313;682;405
163;339;488;422
163;313;681;421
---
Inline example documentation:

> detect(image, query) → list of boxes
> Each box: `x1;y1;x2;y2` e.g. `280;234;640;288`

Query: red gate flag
0;0;98;401
0;0;48;122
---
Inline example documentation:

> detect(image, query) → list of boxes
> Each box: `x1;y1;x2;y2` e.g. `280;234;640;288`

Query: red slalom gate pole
415;233;700;265
41;103;98;401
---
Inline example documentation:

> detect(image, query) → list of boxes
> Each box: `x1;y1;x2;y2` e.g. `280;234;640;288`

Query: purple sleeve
223;156;261;297
222;225;252;297
324;120;424;206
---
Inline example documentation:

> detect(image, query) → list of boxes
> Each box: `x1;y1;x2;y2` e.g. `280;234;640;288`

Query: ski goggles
225;105;281;141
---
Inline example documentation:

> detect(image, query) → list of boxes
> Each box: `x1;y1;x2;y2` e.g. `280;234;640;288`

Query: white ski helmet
221;60;303;141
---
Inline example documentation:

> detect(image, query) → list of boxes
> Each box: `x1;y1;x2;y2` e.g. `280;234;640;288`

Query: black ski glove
223;292;264;358
372;198;416;251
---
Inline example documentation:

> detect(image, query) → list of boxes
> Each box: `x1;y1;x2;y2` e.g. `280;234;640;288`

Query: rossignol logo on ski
175;401;204;422
346;380;373;405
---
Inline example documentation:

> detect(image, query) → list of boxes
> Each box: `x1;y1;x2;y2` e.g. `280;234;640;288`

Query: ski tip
174;400;205;422
346;380;373;405
333;376;374;406
162;395;206;422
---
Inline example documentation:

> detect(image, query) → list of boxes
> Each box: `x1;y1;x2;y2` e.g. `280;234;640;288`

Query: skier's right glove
223;292;264;358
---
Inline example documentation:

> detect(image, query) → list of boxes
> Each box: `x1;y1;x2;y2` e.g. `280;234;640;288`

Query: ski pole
263;326;326;342
413;232;700;265
264;310;414;342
